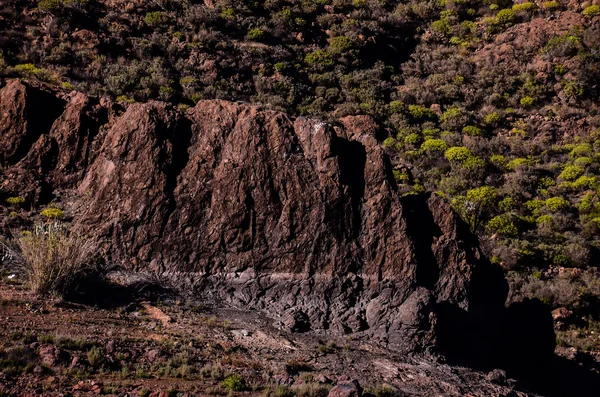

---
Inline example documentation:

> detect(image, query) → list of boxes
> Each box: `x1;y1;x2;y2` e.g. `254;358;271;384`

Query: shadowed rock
0;79;555;376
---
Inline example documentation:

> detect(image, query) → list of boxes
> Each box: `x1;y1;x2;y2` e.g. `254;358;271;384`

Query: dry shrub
7;222;100;296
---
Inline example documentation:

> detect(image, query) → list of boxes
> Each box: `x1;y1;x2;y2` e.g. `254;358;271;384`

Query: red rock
552;307;573;321
0;79;555;367
38;345;67;367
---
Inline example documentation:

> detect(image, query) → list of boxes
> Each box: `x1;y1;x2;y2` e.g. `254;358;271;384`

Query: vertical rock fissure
335;137;367;240
400;194;442;289
160;116;193;238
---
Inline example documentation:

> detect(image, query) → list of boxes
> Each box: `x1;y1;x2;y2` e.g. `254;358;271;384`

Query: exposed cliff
0;79;554;371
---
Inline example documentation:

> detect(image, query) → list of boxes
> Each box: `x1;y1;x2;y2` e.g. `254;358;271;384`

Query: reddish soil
0;275;547;397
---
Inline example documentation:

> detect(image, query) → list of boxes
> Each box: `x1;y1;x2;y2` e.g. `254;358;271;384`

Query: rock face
0;79;554;368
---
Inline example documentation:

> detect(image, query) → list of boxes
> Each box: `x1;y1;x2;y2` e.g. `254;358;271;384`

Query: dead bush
4;222;100;296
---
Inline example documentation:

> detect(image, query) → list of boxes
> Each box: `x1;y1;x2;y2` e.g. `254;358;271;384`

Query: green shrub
573;175;598;189
404;133;421;146
87;347;105;369
512;2;536;12
577;193;596;212
525;199;545;214
422;128;440;138
508;157;534;169
569;143;592;158
496;9;515;24
38;0;63;12
445;146;473;163
562;81;584;98
545;197;569;212
222;374;247;391
583;5;600;18
388;101;405;114
393;170;409;182
116;95;135;103
40;207;65;219
432;18;451;35
462;125;481;136
543;33;581;57
420;139;448;154
490;154;507;168
519;96;535;107
538;176;556;190
247;28;265;40
6;197;25;206
329;36;354;54
573;157;593;167
408;105;437;121
144;11;168;26
499;197;515;212
440;107;465;130
559;165;584;181
554;64;566;75
305;50;333;68
542;1;559;10
220;7;235;20
158;86;175;100
484;112;501;125
383;137;396;148
453;186;497;231
487;215;519;237
12;64;56;83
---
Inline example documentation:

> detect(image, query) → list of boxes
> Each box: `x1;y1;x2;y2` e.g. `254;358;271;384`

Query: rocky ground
0;273;552;397
1;271;600;397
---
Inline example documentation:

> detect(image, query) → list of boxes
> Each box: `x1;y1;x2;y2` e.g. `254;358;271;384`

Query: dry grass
4;222;99;296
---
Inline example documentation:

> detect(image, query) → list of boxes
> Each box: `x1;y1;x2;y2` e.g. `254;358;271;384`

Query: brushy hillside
2;0;600;354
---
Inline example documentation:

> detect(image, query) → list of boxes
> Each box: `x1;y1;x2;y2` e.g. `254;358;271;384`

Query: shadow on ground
64;271;173;309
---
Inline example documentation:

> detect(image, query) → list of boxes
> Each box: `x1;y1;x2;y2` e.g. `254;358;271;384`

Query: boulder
328;379;362;397
0;79;555;367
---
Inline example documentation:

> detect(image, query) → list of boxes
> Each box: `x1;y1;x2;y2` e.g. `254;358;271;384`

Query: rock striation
0;79;554;370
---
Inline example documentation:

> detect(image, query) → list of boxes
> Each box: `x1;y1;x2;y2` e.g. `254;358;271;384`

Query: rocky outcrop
0;79;555;368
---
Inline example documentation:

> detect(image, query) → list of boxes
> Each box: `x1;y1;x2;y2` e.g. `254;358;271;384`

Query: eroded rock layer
0;79;553;367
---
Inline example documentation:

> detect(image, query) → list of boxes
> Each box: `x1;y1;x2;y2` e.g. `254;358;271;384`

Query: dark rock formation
0;79;555;370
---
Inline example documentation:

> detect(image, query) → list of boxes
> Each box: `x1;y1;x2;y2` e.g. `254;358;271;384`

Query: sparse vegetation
222;374;247;391
1;0;600;377
5;222;100;295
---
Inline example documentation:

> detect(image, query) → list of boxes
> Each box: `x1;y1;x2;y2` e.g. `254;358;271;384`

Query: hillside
1;0;600;395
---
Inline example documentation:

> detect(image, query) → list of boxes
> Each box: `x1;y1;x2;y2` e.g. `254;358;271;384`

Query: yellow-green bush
545;197;569;212
558;165;584;181
40;207;65;219
420;139;448;154
583;5;600;18
487;215;518;237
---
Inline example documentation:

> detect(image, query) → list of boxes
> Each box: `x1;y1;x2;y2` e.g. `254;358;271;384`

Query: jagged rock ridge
0;79;554;369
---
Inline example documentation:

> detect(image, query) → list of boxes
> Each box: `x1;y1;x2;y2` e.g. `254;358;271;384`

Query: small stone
145;349;162;363
551;307;572;322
